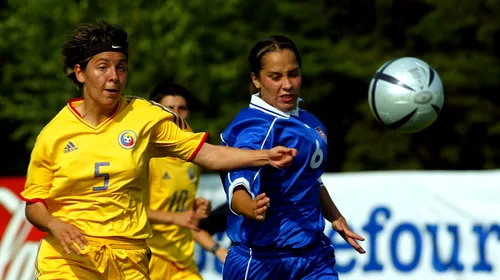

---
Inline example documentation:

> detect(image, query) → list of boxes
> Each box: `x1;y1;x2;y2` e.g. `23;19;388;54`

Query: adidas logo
162;172;170;180
63;141;78;154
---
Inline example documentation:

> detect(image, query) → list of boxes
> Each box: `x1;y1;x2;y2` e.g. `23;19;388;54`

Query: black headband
82;41;128;60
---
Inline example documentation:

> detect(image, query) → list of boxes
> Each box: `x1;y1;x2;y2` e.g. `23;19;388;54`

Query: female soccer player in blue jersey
221;35;366;280
21;21;296;280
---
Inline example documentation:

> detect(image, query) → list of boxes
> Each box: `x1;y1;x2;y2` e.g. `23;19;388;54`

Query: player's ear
74;64;85;84
251;73;261;90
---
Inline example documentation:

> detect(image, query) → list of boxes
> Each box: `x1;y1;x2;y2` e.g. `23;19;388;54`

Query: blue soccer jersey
221;94;329;250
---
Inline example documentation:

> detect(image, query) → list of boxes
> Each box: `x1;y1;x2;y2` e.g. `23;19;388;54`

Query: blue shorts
222;236;338;280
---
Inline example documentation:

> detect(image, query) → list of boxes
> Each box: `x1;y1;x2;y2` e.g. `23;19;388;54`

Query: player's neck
76;99;118;126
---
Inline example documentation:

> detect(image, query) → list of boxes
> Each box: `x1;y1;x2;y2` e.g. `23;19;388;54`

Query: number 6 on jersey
310;140;324;169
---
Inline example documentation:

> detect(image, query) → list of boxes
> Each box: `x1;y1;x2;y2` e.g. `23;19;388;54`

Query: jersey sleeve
148;102;208;162
317;176;325;187
221;121;275;216
21;132;53;208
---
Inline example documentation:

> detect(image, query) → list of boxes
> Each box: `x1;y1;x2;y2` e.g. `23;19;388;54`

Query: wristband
210;243;220;254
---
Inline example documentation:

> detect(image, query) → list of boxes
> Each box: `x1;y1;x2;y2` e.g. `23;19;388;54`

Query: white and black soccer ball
368;57;444;133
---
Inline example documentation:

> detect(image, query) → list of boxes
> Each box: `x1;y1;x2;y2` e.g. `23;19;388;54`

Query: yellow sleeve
150;119;208;162
21;132;53;207
144;100;208;161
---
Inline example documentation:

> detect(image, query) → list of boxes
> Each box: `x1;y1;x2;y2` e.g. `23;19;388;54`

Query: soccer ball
368;57;444;133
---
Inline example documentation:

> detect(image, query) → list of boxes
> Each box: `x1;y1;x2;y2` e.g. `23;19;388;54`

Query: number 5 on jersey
94;162;110;191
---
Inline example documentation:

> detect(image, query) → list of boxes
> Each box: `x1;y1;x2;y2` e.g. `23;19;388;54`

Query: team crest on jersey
188;167;196;182
118;130;138;149
315;127;327;143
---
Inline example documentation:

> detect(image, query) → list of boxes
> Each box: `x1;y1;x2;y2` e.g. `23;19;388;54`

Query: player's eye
117;66;128;72
270;74;281;81
98;65;107;70
288;69;300;77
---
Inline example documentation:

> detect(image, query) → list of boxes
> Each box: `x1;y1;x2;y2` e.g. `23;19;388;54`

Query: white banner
1;171;499;280
195;171;500;280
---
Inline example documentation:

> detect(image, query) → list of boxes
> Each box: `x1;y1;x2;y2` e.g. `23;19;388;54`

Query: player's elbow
192;144;230;171
231;187;255;218
24;203;36;224
25;202;50;232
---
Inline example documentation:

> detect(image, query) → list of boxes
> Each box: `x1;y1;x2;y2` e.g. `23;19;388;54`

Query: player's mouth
279;94;295;103
104;89;119;95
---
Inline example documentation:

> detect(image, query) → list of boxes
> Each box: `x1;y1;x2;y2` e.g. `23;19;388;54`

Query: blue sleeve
220;117;276;215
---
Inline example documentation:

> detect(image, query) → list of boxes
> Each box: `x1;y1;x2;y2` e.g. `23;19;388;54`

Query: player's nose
108;67;119;82
282;76;292;89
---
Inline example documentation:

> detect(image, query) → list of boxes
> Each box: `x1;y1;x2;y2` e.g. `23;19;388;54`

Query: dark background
1;0;499;175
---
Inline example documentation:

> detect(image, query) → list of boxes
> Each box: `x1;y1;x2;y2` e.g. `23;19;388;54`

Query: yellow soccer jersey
21;96;208;240
147;157;201;268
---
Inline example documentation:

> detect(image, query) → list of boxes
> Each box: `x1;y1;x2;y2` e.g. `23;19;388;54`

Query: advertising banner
1;171;499;280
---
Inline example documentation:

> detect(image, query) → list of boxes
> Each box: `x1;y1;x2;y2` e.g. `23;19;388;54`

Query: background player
21;20;296;280
221;35;365;280
198;203;228;234
195;202;229;258
147;81;229;280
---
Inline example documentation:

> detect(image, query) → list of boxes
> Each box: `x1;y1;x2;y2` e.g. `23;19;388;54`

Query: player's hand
194;197;211;219
47;217;88;255
253;193;270;221
172;210;200;231
268;146;297;169
332;216;366;254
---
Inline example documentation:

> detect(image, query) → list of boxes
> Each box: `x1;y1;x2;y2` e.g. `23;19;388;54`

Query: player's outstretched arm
191;143;297;171
319;186;366;254
231;187;270;221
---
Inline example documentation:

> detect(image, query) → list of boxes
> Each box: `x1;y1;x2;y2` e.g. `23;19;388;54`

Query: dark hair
61;20;128;91
149;81;193;105
247;35;302;94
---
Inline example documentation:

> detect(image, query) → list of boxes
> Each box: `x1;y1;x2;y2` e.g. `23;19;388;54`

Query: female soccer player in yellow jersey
146;82;229;280
20;20;296;280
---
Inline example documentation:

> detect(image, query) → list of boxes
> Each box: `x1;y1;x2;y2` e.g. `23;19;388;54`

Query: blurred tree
0;0;85;148
0;0;499;175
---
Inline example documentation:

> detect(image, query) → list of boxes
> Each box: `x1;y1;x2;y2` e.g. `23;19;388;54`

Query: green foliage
0;0;499;173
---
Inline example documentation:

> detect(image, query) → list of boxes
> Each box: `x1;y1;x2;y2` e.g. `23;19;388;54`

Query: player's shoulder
123;95;187;126
124;95;156;111
222;108;278;144
233;107;277;124
36;105;76;143
226;107;277;131
124;95;148;104
299;108;321;121
298;109;326;128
